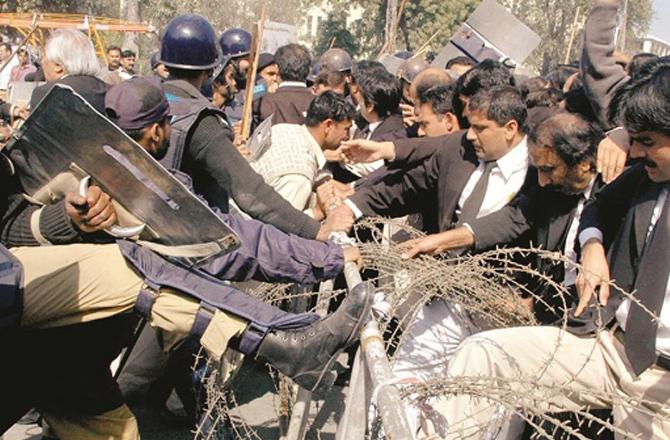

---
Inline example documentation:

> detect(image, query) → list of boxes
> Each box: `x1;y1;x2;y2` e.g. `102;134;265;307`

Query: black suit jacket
255;84;314;126
30;75;109;113
578;163;660;328
350;132;536;235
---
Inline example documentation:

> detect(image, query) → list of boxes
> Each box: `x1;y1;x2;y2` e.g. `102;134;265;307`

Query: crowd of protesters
0;0;669;438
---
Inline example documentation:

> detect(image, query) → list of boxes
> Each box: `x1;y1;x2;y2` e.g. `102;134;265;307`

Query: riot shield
5;84;241;263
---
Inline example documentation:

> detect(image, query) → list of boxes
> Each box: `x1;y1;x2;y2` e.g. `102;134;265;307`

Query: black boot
254;282;373;392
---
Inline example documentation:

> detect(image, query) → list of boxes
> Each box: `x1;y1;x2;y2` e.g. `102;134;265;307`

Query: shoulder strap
162;93;229;170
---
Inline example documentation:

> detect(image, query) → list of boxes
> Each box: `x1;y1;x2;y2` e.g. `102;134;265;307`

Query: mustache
645;159;657;168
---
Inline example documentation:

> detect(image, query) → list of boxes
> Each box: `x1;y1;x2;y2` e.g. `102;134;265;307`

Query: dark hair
468;86;527;133
545;65;578;91
275;44;311;82
305;91;356;127
418;84;455;115
456;59;516;99
453;59;515;126
356;69;402;118
610;62;670;137
121;49;136;58
628;52;659;79
530;112;603;168
519;76;550;97
314;69;347;89
446;55;475;70
525;88;563;109
107;45;121;54
0;43;12;54
351;60;386;84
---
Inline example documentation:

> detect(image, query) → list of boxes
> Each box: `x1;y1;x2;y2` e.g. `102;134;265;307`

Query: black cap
105;77;170;130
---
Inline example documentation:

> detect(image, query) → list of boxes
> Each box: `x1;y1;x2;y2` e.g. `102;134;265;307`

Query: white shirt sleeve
344;199;364;220
578;227;604;247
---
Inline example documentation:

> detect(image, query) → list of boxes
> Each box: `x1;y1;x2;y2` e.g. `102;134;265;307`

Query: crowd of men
0;0;669;438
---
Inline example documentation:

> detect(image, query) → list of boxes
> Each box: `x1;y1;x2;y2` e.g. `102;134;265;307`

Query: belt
613;327;670;371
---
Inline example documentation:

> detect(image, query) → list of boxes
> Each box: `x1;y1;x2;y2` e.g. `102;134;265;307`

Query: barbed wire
192;217;666;439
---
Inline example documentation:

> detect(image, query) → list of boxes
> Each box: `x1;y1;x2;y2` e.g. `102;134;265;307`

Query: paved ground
1;358;347;440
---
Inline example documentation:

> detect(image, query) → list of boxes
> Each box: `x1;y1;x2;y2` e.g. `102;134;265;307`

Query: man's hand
339;139;396;164
343;246;363;269
397;227;475;259
400;103;416;127
65;185;117;233
316;204;355;241
597;135;628;184
575;239;611;316
316;180;354;216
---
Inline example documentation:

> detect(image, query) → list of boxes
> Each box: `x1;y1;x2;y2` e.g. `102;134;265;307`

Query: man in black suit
423;57;670;440
331;67;405;182
401;111;606;324
254;43;314;126
327;87;532;426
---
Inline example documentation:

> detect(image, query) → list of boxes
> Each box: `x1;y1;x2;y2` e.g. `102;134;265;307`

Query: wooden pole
563;6;581;65
240;7;266;142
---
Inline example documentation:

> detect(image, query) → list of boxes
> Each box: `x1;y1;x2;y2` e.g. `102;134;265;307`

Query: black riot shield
5;84;241;263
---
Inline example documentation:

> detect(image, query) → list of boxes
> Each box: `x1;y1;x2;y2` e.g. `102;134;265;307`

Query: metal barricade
284;238;414;440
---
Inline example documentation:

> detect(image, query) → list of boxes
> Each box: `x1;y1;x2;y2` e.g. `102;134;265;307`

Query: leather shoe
254;281;373;392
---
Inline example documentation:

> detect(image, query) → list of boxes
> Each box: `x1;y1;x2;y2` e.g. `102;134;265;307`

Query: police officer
219;27;252;124
158;15;350;241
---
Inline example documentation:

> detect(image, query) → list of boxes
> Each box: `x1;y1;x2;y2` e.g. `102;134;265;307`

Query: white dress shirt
459;136;529;225
563;178;596;286
579;186;670;357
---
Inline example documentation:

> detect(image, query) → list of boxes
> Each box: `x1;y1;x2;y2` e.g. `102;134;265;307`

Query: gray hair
45;29;101;77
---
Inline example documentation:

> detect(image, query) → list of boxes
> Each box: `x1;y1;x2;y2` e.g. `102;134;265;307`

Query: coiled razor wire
191;217;667;439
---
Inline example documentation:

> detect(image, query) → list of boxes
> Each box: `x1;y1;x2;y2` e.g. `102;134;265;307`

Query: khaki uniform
13;243;248;440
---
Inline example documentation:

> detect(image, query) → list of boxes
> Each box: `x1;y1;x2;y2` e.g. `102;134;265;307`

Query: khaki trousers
12;243;248;440
426;326;670;439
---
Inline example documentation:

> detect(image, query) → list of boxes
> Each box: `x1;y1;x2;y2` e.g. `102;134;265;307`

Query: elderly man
30;29;107;112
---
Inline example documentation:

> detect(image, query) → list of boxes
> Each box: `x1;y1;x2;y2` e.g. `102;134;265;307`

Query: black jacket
163;80;321;239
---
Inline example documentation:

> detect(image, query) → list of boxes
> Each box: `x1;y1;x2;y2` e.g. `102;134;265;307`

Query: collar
492;136;529;181
301;125;327;169
367;121;382;134
278;81;307;89
580;176;597;200
164;79;204;99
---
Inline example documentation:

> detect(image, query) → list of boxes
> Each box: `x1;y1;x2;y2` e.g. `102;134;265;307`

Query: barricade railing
283;233;414;440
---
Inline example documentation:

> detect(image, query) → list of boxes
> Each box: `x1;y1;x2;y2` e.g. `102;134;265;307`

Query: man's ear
504;119;519;141
54;62;65;76
149;123;162;142
445;113;460;133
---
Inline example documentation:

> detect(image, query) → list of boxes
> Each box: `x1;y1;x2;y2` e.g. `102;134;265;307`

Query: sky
649;0;670;42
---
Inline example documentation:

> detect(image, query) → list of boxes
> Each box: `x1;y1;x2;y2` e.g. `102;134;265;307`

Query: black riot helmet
394;50;414;60
319;48;353;73
397;57;430;83
159;15;221;70
219;28;252;62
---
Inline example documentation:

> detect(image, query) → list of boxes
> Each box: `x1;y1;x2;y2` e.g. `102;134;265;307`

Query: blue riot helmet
219;28;252;61
159;15;221;70
219;28;252;89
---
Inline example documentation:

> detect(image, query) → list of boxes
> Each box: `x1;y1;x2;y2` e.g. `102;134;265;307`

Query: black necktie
625;189;670;375
457;161;496;226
